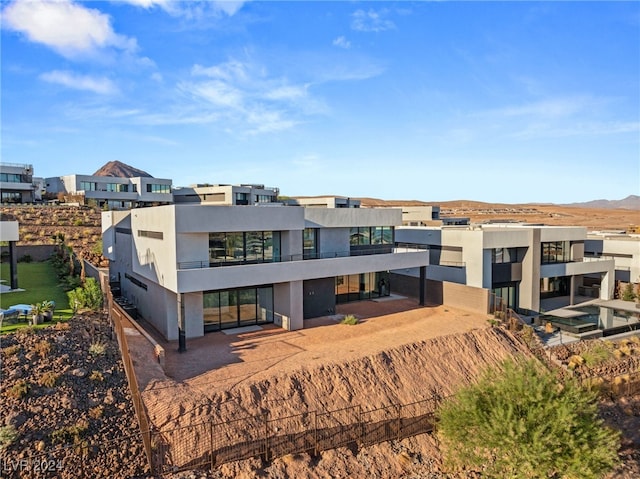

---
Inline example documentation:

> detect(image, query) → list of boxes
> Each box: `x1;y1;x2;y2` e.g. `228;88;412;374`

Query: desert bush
621;283;636;301
88;405;104;419
89;370;104;382
581;342;612;366
34;340;52;359
38;371;60;388
6;380;29;399
567;354;585;369
88;342;107;356
0;425;19;450
54;321;70;331
341;314;359;325
15;326;35;337
51;420;89;445
2;345;21;356
437;358;620;479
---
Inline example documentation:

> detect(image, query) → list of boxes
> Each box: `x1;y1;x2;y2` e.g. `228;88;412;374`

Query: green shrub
67;277;103;312
2;345;21;356
38;371;60;388
34;340;52;359
437;358;620;479
51;420;89;445
0;425;19;450
6;380;29;399
18;254;32;263
621;283;636;301
88;341;106;356
340;314;359;325
582;341;612;366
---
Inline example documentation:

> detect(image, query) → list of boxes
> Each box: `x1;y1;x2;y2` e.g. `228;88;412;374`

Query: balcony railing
177;244;428;270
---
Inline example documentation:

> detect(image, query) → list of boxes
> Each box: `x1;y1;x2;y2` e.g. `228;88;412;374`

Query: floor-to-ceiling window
541;241;570;264
208;231;281;265
336;271;390;304
491;283;518;310
203;285;274;332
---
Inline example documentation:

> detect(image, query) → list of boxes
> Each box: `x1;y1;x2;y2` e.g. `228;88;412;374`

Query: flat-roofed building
46;174;172;209
394;223;615;314
0;163;37;203
103;203;429;342
173;184;279;205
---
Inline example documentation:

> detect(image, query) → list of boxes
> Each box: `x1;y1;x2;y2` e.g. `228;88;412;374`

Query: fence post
313;411;318;457
396;404;401;441
263;412;269;462
209;420;215;470
358;405;363;446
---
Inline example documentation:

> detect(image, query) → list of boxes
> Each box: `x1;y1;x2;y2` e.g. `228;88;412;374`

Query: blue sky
2;1;639;203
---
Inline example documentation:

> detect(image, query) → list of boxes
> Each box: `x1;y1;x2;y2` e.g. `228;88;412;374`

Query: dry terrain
359;198;639;231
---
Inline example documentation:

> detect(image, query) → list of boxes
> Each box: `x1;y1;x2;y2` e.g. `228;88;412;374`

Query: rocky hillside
0;314;149;478
92;160;153;178
0;206;107;267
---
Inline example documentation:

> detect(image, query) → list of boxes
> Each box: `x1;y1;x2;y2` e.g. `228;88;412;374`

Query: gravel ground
0;314;149;478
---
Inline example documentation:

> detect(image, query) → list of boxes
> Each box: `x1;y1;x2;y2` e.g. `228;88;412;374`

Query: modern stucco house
172;184;279;205
46;174;173;209
585;231;640;286
102;203;430;343
393;223;616;314
0;163;41;204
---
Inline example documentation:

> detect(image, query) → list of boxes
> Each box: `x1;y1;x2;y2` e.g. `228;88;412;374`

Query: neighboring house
285;196;361;208
173;184;279;205
393;223;615;314
0;163;37;203
102;203;429;342
585;232;640;285
46;174;173;209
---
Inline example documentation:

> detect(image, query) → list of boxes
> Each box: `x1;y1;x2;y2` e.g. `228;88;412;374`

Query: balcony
177;244;427;270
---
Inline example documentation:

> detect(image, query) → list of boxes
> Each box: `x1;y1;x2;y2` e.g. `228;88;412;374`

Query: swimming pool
539;305;640;337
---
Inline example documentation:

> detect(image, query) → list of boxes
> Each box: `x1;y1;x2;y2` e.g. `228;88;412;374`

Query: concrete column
9;241;18;290
419;266;426;306
274;281;304;331
569;275;575;305
177;293;186;352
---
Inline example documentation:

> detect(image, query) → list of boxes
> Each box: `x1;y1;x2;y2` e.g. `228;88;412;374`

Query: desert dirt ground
162;298;489;386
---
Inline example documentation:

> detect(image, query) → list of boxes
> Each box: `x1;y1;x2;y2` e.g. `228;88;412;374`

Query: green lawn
0;261;73;333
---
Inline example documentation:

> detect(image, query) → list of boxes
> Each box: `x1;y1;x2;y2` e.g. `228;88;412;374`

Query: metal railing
177;244;428;270
149;395;443;474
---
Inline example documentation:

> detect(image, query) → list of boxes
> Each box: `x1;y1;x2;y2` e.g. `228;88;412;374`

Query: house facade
102;204;429;342
394;223;615;313
46;174;173;209
0;163;38;203
173;184;279;205
585;232;640;285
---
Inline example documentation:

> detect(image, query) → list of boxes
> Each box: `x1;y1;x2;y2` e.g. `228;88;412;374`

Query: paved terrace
135;298;490;393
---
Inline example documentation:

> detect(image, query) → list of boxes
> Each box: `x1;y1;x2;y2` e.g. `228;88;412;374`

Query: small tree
437;358;619;479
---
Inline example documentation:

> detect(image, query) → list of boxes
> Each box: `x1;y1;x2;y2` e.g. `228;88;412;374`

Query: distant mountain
93;160;153;178
562;195;640;210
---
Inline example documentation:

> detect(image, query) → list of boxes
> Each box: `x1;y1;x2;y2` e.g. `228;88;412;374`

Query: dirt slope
143;327;533;429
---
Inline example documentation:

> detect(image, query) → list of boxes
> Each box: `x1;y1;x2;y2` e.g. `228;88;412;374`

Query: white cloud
150;72;164;82
264;85;308;101
179;79;243;108
333;36;351;49
40;70;118;95
119;0;247;17
2;0;137;59
351;9;395;32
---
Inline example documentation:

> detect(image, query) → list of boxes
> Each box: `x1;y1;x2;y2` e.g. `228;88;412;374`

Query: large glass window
106;183;128;192
208;231;280;265
492;247;518;264
80;181;97;191
350;226;394;247
146;183;171;194
0;173;23;183
541;241;570;264
336;271;390;304
235;192;249;205
203;286;274;332
303;228;318;259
